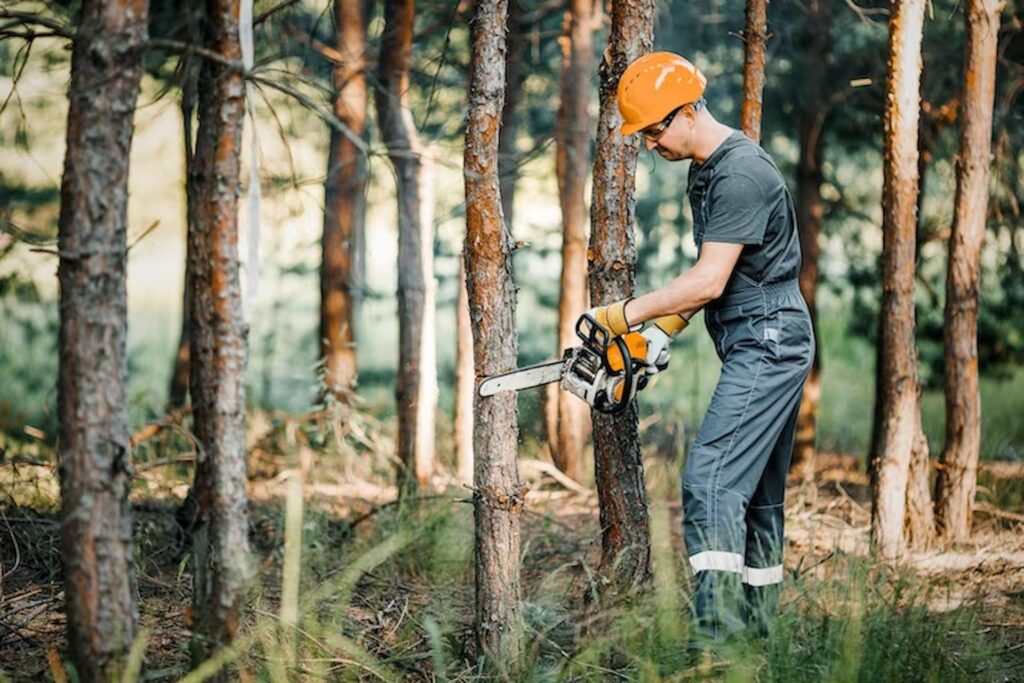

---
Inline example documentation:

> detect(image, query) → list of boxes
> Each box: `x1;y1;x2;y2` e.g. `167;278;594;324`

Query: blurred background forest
2;0;1022;463
3;0;1024;680
0;1;1019;464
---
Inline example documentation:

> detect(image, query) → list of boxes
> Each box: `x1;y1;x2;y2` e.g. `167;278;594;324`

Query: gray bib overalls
683;134;814;643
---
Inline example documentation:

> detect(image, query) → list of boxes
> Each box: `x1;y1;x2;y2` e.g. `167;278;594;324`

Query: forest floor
2;416;1024;682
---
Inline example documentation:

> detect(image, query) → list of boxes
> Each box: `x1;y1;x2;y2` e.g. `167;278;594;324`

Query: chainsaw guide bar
478;360;566;397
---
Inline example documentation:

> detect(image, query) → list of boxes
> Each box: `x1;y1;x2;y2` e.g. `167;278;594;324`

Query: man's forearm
624;266;724;327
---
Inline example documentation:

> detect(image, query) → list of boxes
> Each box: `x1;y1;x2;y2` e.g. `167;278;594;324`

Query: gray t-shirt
687;131;800;284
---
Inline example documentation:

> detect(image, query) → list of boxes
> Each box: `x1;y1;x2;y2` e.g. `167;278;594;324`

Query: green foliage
0;294;57;438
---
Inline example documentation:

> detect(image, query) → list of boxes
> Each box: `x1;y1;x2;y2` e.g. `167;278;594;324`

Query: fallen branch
135;454;196;472
519;458;590;495
974;502;1024;524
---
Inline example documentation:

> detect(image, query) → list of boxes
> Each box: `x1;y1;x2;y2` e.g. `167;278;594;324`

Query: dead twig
974;503;1024;525
130;407;190;447
519;458;591;495
135;454;196;473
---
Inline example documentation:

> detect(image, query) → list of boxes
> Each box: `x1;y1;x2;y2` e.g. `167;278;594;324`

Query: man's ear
681;105;699;127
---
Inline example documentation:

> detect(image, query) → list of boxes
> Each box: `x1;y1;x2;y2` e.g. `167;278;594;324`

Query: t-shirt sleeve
702;169;773;246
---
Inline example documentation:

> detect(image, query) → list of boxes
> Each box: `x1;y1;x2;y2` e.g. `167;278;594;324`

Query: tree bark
169;93;196;410
740;0;769;143
465;0;523;673
498;0;526;227
588;0;654;590
552;0;595;484
905;418;933;548
871;0;931;559
376;0;436;492
455;259;474;485
56;1;147;678
169;2;201;411
935;0;1002;542
791;0;831;486
320;0;368;400
188;0;253;666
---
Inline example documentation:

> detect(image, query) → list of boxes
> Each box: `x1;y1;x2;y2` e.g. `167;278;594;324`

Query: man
584;52;814;644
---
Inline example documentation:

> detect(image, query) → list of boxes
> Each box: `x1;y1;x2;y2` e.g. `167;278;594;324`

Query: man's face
641;104;698;161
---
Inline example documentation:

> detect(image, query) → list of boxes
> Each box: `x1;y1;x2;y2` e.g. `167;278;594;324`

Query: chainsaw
478;312;690;414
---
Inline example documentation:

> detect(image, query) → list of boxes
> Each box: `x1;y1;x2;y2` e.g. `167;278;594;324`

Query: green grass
160;498;1012;682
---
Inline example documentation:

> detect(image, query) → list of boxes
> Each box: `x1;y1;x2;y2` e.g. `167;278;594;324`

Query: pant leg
684;304;813;643
742;303;814;634
743;398;800;635
683;342;780;643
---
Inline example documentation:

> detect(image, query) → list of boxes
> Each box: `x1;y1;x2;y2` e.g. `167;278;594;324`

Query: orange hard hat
617;52;707;136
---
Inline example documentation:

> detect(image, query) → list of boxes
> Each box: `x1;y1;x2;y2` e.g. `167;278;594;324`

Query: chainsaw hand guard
565;313;647;414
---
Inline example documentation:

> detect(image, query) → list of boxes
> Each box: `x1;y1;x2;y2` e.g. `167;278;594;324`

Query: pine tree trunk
935;0;1001;541
377;0;436;492
740;0;769;143
465;0;523;672
320;0;367;400
169;9;201;411
553;0;594;484
498;0;526;227
792;0;830;485
169;96;195;410
871;0;931;559
56;2;147;678
188;0;252;665
455;259;474;485
589;0;654;590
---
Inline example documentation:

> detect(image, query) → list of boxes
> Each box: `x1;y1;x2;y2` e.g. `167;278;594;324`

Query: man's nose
644;137;657;151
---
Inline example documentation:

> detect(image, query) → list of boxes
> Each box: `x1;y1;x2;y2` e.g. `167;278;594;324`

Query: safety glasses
640;98;706;142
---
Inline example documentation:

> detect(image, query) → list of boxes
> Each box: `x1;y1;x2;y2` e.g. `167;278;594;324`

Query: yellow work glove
588;298;634;337
651;314;689;336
